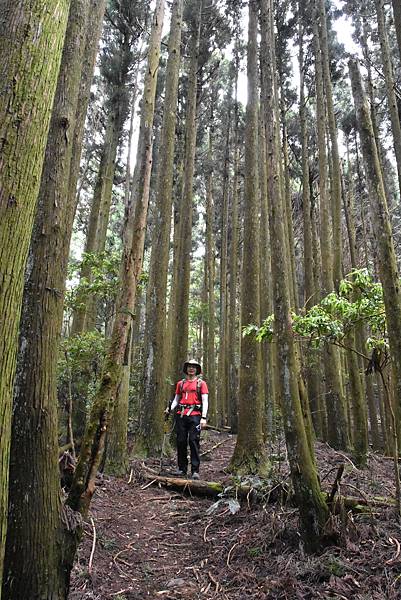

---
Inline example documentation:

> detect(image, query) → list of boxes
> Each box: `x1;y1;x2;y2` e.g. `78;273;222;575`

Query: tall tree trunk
228;55;241;434
71;32;135;337
3;1;95;597
316;0;342;288
0;1;70;592
260;0;329;551
103;62;142;472
229;0;268;476
67;0;107;238
67;0;164;520
374;0;401;195
299;13;323;439
170;0;203;382
391;0;401;63
134;0;183;457
205;121;217;425
349;58;401;446
314;18;350;451
217;102;231;427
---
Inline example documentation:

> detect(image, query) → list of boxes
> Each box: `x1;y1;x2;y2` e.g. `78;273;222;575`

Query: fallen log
140;468;395;513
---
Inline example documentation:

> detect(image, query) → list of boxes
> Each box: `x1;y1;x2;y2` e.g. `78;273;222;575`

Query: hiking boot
173;469;187;478
191;472;200;480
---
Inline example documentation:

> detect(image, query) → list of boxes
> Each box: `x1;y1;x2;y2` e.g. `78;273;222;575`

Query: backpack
179;377;203;406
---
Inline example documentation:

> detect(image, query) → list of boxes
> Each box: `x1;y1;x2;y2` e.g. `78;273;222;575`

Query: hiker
165;359;208;480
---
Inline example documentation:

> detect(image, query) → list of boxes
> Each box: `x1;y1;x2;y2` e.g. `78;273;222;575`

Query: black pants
175;414;201;474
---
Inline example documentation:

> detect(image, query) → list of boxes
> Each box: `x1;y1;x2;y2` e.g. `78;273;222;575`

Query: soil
70;431;401;599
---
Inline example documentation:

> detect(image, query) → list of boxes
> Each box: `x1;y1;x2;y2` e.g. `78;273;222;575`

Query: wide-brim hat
183;359;202;375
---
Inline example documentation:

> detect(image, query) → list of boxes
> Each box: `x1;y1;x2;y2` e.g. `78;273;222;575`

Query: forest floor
70;431;401;599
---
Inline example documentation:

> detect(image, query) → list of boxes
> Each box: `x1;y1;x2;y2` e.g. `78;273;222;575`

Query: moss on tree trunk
136;0;184;458
3;1;97;596
0;0;70;592
229;0;269;478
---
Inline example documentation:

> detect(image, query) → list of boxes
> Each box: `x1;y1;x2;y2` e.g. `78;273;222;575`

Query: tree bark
170;0;203;382
314;17;350;451
374;0;401;195
391;0;401;63
0;2;70;591
229;0;268;476
134;0;184;457
228;56;241;434
67;0;165;518
2;0;95;597
205;121;217;425
260;0;329;552
316;0;343;288
349;58;401;446
217;103;232;427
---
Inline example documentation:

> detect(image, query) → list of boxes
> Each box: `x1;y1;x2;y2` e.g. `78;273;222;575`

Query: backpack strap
196;378;202;406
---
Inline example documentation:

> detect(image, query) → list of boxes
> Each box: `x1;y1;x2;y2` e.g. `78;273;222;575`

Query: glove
200;418;207;430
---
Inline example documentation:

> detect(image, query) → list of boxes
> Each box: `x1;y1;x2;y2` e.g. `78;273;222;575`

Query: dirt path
70;432;401;600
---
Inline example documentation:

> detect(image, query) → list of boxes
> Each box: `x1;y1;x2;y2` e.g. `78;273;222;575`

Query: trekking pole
159;412;175;473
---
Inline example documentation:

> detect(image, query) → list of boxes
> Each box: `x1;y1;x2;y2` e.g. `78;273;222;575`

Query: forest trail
70;432;401;600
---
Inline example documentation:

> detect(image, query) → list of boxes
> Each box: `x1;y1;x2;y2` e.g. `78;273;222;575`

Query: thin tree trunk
314;17;350;451
170;0;203;382
134;0;183;457
67;0;164;521
374;0;401;195
228;53;241;434
217;104;231;427
259;107;274;440
391;0;401;63
317;0;343;288
350;57;401;446
205;122;217;425
67;0;107;237
299;13;322;438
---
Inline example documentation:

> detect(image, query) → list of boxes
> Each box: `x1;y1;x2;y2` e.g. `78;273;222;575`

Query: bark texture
229;0;268;476
67;0;165;515
136;0;184;456
374;0;401;195
3;1;94;597
260;0;329;551
0;0;70;592
314;18;350;450
349;58;401;445
392;0;401;63
170;0;203;381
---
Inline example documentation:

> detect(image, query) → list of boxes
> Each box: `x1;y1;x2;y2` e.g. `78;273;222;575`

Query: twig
386;537;401;565
141;478;157;490
208;571;220;592
88;517;96;576
342;482;370;505
227;542;239;568
127;468;133;484
201;438;230;457
203;521;212;543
